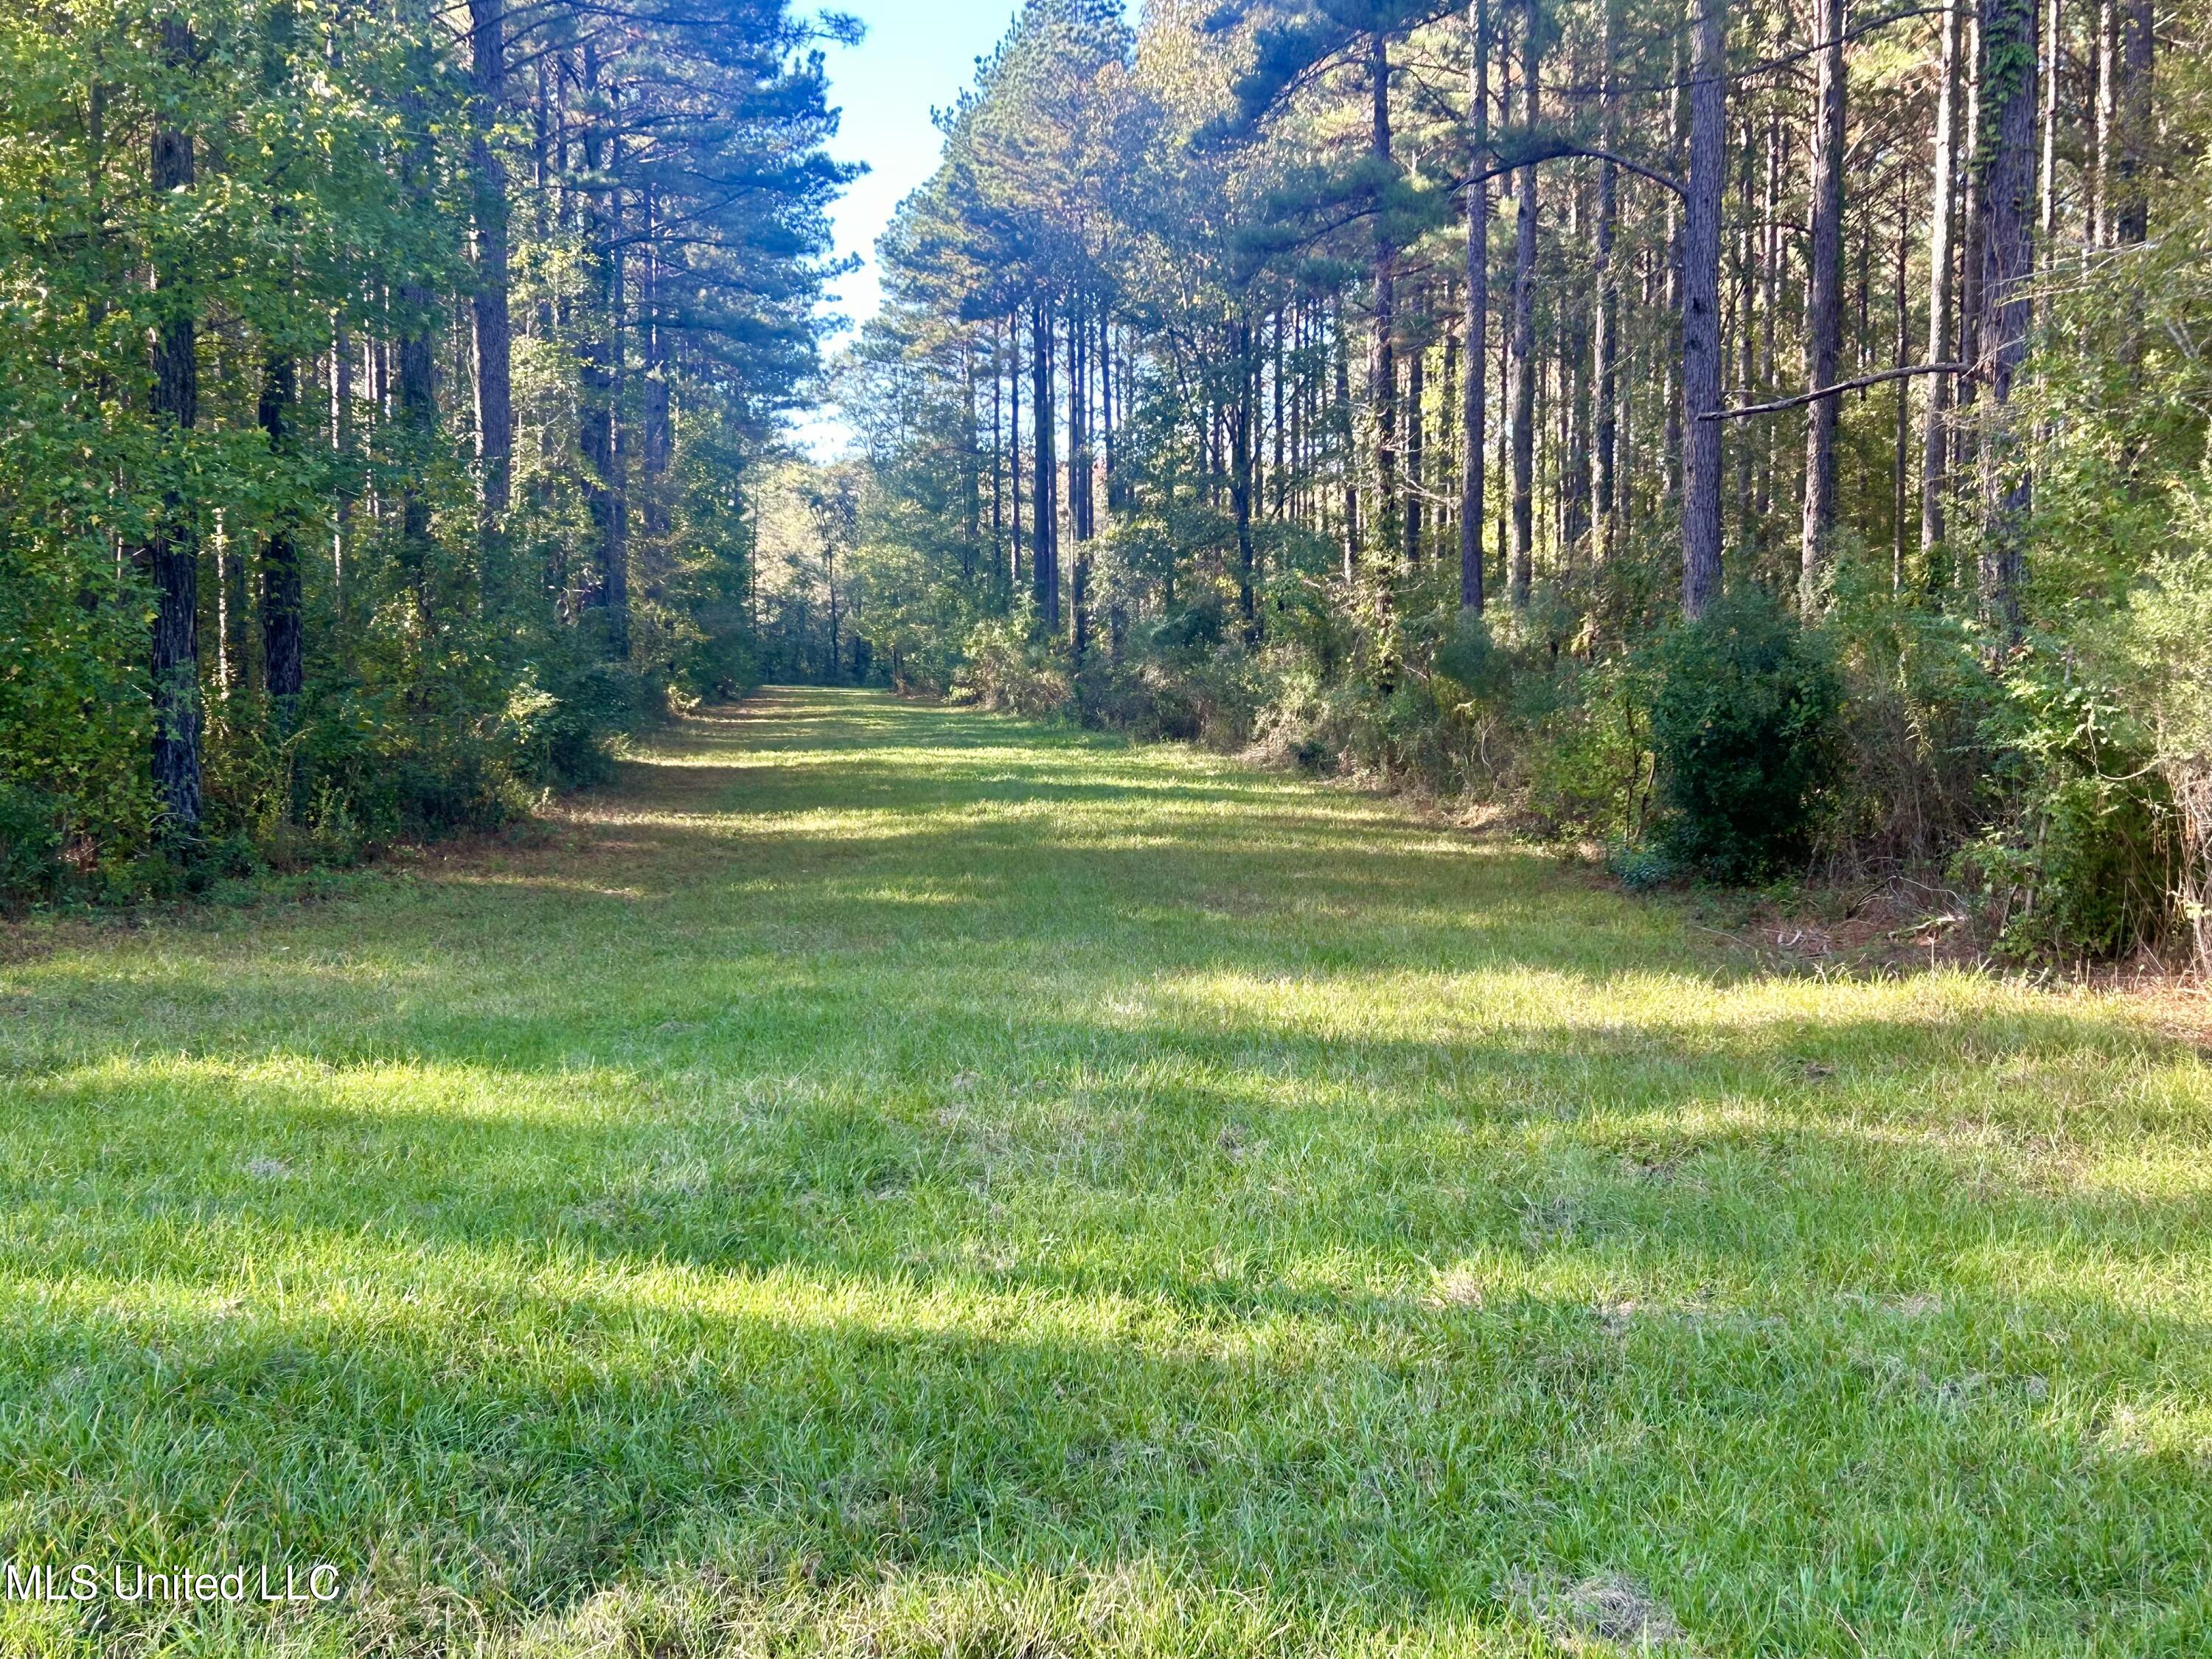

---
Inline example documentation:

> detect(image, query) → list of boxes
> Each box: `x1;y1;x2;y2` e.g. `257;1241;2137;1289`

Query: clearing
2;686;2208;1656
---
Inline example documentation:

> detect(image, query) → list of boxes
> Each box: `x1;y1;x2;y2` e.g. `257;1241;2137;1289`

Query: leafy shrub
1523;656;1657;843
1605;841;1677;891
1962;669;2177;963
1650;586;1843;880
1432;608;1514;704
0;782;66;906
1823;583;2002;866
951;614;1073;718
1110;605;1262;745
502;661;648;789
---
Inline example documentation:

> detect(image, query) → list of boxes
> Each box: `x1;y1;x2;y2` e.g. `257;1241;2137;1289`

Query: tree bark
2093;0;2117;246
1921;0;1963;557
1069;297;1089;657
260;355;304;726
990;321;1004;588
578;46;627;657
397;0;439;627
1563;178;1591;564
1680;0;1727;618
1234;316;1257;634
1590;0;1618;568
469;0;512;562
1975;0;2037;636
2113;0;2151;245
1335;299;1357;577
1402;333;1424;566
1031;299;1057;627
1800;0;1848;603
1508;2;1539;608
1367;30;1397;574
641;189;672;546
147;17;201;838
1461;0;1489;615
1009;311;1023;592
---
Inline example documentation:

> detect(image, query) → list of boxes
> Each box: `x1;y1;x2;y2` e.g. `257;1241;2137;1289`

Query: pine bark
1800;0;1848;602
2113;0;2151;244
1367;31;1398;574
1680;0;1728;618
1402;335;1424;567
147;17;201;838
1030;299;1057;627
1508;3;1539;608
1975;0;2038;635
1590;0;1618;567
469;0;512;551
1921;0;1963;557
260;355;304;723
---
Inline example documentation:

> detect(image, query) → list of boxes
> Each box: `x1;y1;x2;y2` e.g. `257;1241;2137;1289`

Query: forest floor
2;686;2208;1657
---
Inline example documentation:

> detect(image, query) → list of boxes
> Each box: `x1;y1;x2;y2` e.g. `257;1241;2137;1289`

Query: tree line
1;0;846;895
815;0;2212;964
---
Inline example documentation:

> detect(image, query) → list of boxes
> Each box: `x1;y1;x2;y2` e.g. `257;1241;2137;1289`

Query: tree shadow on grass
4;687;2211;1653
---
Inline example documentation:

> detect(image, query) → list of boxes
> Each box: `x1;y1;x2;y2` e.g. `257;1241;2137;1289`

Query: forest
4;0;2211;960
776;0;2212;967
1;0;849;894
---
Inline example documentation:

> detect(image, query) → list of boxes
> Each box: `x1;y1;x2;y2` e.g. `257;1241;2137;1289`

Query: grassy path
3;686;2209;1656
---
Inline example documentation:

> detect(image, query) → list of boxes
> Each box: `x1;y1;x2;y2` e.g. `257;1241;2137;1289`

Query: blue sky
790;0;1020;453
816;0;1020;330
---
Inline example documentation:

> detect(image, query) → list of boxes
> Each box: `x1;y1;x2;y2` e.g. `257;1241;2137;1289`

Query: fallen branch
1702;361;1966;420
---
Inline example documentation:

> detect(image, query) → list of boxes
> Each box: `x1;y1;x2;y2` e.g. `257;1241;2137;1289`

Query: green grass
3;686;2209;1656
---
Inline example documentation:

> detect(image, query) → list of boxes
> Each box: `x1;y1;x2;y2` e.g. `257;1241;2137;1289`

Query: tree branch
1702;361;1966;420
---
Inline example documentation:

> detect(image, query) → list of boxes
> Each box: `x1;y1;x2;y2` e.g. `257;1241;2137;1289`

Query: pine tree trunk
1975;0;2037;635
1800;0;1847;602
1590;0;1618;568
397;0;439;629
147;18;202;838
1031;299;1057;627
2093;0;2117;246
963;340;980;579
470;0;512;561
1508;3;1539;608
578;48;627;657
1921;0;1963;558
1402;336;1424;567
1068;298;1088;657
1680;0;1728;619
641;191;672;552
995;321;1013;588
1335;300;1357;577
2113;0;2151;244
1009;311;1023;593
1367;30;1397;574
260;355;304;725
1234;316;1257;636
1563;178;1592;564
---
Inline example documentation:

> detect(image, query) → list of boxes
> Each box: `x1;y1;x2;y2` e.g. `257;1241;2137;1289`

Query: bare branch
1703;362;1967;420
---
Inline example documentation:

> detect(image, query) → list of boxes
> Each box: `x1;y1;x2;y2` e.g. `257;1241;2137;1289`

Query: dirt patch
1518;1570;1688;1649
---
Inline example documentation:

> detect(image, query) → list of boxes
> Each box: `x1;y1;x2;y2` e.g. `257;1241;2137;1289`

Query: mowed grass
2;686;2210;1657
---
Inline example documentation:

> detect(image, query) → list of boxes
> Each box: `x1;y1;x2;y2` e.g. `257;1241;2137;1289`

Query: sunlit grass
3;686;2210;1655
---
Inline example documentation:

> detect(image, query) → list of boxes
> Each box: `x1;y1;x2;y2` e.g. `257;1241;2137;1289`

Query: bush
950;614;1073;718
1650;586;1843;880
1961;669;2177;964
0;782;66;906
1523;655;1657;843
